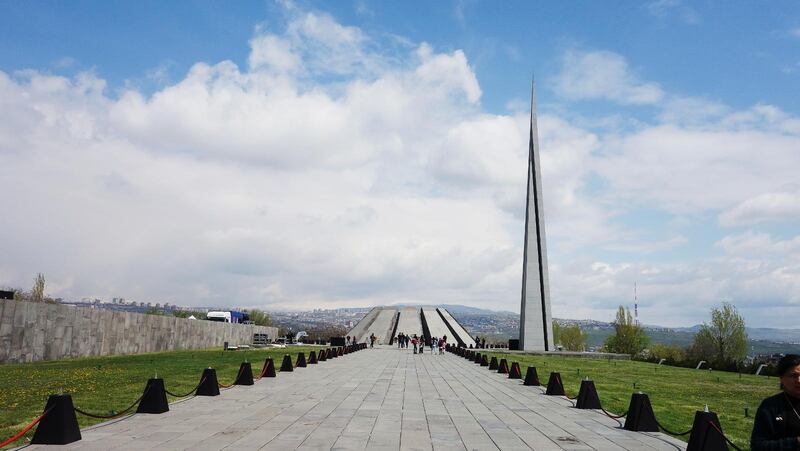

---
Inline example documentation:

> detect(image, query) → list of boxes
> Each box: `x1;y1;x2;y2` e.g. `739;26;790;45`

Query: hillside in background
268;303;800;356
447;305;800;356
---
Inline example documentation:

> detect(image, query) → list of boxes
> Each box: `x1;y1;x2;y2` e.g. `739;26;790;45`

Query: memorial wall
0;299;278;363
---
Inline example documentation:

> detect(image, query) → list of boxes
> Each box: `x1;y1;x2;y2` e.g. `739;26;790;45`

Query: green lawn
0;346;326;449
481;351;777;450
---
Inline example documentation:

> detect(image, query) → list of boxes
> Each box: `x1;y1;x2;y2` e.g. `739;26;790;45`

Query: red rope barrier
218;366;245;389
708;420;744;451
0;407;53;448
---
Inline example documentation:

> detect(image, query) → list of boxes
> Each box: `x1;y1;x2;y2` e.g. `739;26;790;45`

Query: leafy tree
244;309;273;326
649;343;685;364
604;306;649;356
552;321;561;346
31;273;45;303
689;302;748;368
559;324;587;351
12;289;25;302
145;306;166;316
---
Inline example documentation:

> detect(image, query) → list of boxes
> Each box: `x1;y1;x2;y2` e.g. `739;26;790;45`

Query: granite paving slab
22;347;686;450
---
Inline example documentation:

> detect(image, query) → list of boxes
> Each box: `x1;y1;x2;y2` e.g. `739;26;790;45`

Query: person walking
430;336;437;353
438;337;445;355
412;335;418;354
369;333;376;348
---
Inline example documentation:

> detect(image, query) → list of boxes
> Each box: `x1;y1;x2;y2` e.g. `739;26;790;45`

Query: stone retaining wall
0;299;279;363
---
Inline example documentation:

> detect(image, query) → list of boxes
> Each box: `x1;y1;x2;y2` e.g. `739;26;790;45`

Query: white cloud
594;112;800;214
1;8;798;327
248;35;300;73
552;50;664;105
645;0;700;25
716;231;800;257
719;189;800;226
0;9;507;312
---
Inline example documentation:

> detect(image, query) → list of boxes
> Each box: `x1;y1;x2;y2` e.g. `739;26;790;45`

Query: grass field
0;345;325;449
481;350;778;450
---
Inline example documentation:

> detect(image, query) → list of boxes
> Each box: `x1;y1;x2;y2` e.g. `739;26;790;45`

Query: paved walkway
26;347;686;450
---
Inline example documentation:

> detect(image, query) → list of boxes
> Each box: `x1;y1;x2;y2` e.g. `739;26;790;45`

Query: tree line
553;302;750;371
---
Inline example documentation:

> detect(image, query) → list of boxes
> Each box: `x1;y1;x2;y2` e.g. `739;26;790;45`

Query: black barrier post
30;394;81;445
136;378;169;414
545;372;565;396
280;355;294;372
524;366;541;386
319;349;327;361
235;362;254;385
474;352;481;363
329;348;337;359
309;351;318;364
338;347;344;357
480;354;489;366
623;393;659;432
508;362;522;379
262;358;277;377
489;356;498;370
197;368;220;396
296;352;307;368
497;359;509;374
686;409;729;451
575;380;602;409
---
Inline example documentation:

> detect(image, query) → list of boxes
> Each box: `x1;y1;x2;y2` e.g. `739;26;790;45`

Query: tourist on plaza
481;338;486;348
412;335;418;354
369;333;376;348
430;336;437;353
751;354;800;450
397;333;402;348
438;336;446;355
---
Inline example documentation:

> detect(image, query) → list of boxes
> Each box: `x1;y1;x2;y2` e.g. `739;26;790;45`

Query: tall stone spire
519;80;554;351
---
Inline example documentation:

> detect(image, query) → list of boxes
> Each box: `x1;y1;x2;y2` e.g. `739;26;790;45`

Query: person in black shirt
752;354;800;450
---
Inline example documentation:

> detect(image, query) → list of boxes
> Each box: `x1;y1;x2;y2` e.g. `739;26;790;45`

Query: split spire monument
519;81;555;351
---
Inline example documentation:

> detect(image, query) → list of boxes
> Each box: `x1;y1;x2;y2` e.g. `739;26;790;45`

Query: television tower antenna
634;282;639;325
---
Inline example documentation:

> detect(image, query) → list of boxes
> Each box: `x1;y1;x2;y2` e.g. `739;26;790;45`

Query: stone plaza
25;346;686;450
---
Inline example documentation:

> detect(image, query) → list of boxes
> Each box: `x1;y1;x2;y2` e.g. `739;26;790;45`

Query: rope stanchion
165;377;206;398
30;394;81;444
0;407;53;448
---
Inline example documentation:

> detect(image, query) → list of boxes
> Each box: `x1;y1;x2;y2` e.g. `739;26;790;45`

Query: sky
1;1;799;328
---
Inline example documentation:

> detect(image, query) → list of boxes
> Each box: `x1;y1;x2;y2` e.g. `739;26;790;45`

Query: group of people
345;334;377;347
395;333;447;355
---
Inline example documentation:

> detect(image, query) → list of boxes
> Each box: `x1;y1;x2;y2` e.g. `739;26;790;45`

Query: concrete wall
0;300;279;363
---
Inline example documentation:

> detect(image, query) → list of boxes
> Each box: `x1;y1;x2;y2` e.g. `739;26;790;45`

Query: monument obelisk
519;81;554;351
